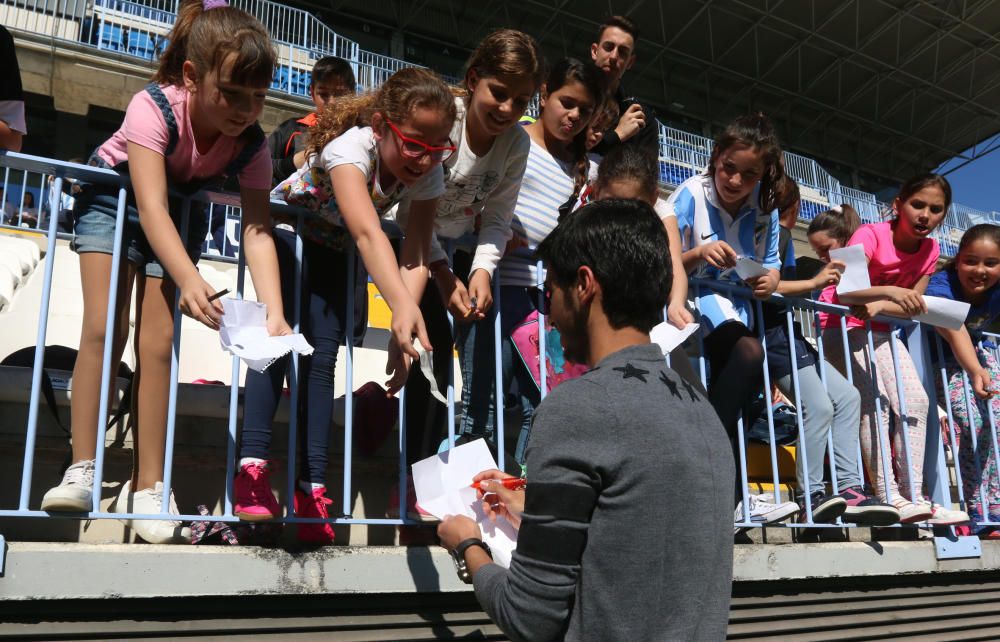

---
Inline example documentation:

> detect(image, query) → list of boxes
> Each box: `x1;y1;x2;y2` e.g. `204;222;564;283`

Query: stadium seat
98;23;124;52
127;32;156;60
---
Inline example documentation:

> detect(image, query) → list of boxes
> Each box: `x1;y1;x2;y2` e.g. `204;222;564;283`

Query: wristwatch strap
451;538;492;584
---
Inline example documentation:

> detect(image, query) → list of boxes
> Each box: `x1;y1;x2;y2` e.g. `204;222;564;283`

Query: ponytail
807;203;861;246
153;0;275;89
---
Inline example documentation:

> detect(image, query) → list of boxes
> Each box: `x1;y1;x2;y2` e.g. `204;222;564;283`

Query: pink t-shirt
819;221;940;332
96;84;271;190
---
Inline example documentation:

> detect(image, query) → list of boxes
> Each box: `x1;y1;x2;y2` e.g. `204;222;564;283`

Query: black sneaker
799;490;847;524
839;485;900;526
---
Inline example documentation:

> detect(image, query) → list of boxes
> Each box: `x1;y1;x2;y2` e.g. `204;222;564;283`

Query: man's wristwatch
451;538;492;584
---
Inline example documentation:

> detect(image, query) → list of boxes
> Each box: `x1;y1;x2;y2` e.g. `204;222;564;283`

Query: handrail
0;149;993;538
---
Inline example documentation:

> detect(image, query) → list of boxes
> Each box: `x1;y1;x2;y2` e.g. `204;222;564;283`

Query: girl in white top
391;31;545;490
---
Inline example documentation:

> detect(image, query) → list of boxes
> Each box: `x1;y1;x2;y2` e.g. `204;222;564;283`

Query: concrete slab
2;540;999;601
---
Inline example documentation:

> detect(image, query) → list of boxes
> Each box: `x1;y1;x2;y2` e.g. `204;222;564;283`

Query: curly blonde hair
307;67;457;158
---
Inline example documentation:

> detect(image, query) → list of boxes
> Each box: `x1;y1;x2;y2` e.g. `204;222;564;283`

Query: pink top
819;221;940;332
96;84;271;190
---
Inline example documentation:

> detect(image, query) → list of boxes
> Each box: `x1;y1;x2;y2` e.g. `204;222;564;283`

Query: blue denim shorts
70;188;207;280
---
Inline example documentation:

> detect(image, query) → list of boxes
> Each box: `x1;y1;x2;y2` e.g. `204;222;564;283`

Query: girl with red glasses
232;67;456;542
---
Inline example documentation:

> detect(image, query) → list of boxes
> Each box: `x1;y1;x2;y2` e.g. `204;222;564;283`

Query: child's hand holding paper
830;245;869;294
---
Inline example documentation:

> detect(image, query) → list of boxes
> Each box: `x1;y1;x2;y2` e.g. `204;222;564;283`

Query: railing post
908;322;982;559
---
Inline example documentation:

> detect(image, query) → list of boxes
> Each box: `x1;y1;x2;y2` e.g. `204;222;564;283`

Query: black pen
207;288;230;302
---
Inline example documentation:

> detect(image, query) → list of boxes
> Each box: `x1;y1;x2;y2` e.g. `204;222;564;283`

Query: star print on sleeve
613;363;649;383
680;378;700;401
659;371;681;398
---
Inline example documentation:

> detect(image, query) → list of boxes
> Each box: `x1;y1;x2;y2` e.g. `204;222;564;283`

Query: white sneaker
922;499;970;526
734;493;799;530
112;480;192;544
891;497;934;523
41;460;95;511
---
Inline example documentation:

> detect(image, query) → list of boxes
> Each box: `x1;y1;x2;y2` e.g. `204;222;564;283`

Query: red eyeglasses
384;118;456;163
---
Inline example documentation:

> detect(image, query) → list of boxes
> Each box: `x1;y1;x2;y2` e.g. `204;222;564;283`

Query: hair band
203;0;228;10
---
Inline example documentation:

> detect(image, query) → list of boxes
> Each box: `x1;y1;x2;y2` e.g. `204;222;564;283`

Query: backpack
1;346;134;473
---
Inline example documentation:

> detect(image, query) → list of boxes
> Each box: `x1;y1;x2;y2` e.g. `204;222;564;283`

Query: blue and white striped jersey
663;173;780;332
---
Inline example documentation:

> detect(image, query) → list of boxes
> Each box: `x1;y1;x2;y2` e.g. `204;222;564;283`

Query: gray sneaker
40;459;95;511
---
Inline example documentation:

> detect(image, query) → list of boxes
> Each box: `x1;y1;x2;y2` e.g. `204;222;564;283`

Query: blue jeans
240;228;348;484
457;285;539;465
775;360;863;497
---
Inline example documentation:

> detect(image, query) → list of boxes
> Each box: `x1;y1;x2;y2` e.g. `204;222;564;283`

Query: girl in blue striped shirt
664;113;792;522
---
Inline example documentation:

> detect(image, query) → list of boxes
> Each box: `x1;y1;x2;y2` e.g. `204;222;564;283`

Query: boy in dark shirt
438;199;734;642
267;56;355;186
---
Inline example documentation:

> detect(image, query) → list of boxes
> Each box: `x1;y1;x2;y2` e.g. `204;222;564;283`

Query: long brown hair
539;57;607;200
707;113;785;213
892;173;953;219
307;67;457;158
153;0;275;88
463;29;545;92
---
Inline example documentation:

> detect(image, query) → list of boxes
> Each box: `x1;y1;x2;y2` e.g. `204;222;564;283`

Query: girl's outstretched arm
128;142;222;328
937;325;993;399
399;197;437;308
330;164;430;393
776;260;845;296
240;187;291;336
661;216;693;328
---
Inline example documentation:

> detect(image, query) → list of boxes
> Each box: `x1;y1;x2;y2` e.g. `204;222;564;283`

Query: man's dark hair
536;199;670;332
312;56;356;90
597;15;639;44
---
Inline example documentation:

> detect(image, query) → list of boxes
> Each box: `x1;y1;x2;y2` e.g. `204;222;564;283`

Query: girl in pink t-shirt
40;0;286;544
818;174;968;525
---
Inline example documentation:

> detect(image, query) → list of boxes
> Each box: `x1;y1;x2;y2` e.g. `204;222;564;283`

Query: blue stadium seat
289;69;310;96
272;68;289;92
127;32;156;60
98;23;124;52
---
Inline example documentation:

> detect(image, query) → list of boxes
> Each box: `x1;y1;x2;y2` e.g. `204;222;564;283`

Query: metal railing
0;150;996;538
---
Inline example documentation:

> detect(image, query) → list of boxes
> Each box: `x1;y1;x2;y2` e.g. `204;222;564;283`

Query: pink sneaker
294;486;336;544
233;461;280;521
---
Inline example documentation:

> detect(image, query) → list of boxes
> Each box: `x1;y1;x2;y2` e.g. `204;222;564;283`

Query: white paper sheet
830;245;870;295
733;256;769;280
915;295;971;331
415;337;447;405
649;321;700;355
411;439;518;568
218;298;314;372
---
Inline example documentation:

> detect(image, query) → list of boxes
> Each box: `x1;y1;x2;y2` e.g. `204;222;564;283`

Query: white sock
298;480;325;493
239;457;266;469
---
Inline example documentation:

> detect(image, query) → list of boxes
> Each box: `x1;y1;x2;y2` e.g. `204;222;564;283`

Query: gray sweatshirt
474;343;734;641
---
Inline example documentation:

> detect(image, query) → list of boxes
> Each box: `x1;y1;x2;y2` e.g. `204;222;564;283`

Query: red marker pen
471;477;527;492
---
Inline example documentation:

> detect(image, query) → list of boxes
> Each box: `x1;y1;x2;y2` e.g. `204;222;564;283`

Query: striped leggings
823;328;928;503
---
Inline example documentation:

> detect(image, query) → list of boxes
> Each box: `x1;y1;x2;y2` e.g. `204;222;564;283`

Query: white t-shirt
273;126;444;248
395;97;530;278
